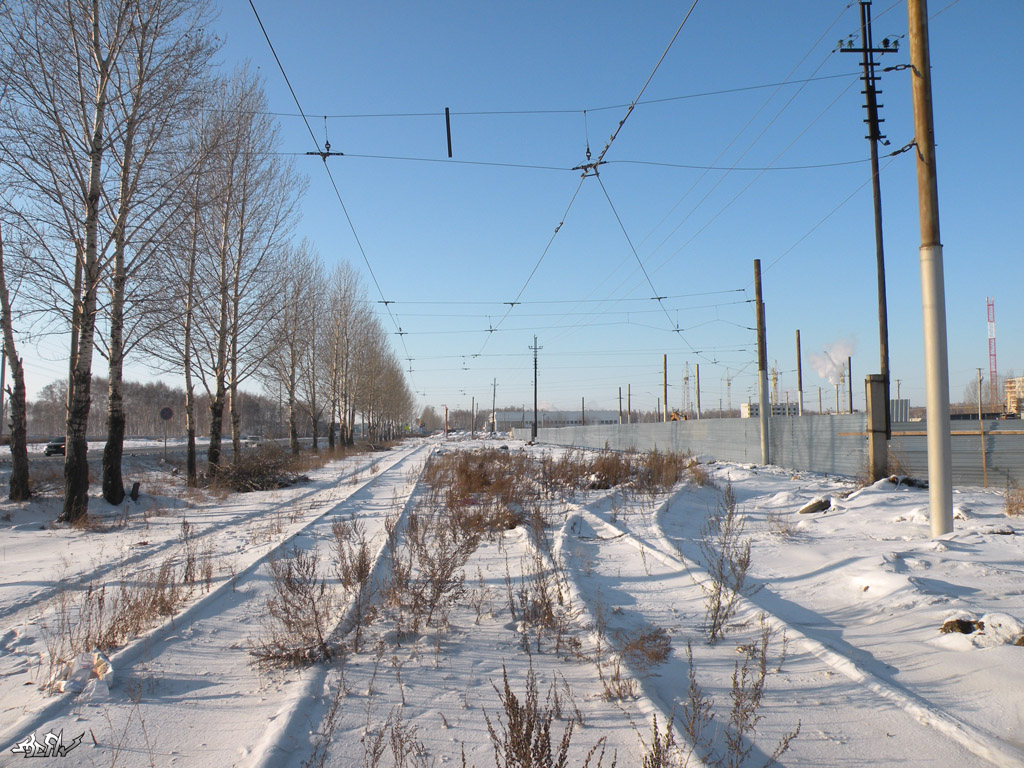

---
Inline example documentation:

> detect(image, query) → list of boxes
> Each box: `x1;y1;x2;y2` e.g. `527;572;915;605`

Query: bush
209;445;310;492
699;483;759;643
250;546;336;667
1005;482;1024;517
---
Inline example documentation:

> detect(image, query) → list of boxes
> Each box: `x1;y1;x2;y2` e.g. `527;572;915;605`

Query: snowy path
0;459;373;627
0;444;430;765
4;439;1023;766
558;494;1003;767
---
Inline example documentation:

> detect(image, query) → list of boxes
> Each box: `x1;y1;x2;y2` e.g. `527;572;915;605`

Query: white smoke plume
810;338;857;387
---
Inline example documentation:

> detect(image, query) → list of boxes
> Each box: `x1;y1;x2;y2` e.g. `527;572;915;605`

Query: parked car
43;438;66;456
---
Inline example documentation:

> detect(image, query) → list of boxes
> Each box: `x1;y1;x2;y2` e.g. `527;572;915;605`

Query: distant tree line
25;377;294;439
0;0;414;517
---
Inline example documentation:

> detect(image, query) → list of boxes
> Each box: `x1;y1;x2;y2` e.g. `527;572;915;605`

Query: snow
1;437;1023;766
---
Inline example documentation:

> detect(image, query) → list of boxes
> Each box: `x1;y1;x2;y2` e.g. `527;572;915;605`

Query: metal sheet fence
531;414;868;478
889;420;1024;488
529;416;1024;488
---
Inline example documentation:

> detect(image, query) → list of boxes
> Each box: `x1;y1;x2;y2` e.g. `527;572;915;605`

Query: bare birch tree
139;85;226;486
261;241;317;455
323;261;367;450
187;66;302;474
0;223;31;500
99;0;217;503
295;254;329;450
0;0;141;522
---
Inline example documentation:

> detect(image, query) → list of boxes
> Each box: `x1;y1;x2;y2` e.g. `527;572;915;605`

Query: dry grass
250;546;336;668
614;624;671;672
764;508;799;538
635;450;688;496
699;483;759;643
484;664;610;768
1005;482;1024;517
41;559;189;691
685;459;716;488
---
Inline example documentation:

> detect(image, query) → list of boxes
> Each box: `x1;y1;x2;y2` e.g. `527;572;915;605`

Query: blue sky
25;0;1024;417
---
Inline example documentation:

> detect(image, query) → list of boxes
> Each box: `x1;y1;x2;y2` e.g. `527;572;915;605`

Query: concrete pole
618;387;622;424
908;0;953;536
796;330;804;416
531;335;540;441
754;260;770;464
978;368;988;488
695;364;701;419
627;384;631;424
663;354;668;422
866;374;887;482
471;397;475;439
848;357;854;413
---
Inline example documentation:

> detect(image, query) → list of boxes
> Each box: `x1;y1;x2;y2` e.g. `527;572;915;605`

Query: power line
197;71;862;120
594;0;701;167
475;175;587;354
246;0;416;387
372;288;745;307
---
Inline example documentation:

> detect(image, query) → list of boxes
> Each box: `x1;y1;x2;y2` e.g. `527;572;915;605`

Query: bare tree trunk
62;15;112;522
288;377;299;455
183;208;199;486
229;311;241;463
0;224;30;500
207;215;231;476
102;130;133;505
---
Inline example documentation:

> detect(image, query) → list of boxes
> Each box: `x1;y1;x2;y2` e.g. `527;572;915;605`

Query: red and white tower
987;297;998;404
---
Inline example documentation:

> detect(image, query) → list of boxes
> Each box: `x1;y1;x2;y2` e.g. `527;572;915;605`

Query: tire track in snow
246;447;433;768
0;444;430;760
563;492;1024;767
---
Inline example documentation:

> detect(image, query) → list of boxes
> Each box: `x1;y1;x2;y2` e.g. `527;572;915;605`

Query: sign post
160;407;174;460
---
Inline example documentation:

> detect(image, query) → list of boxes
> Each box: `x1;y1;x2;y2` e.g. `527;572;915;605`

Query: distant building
1007;377;1024;415
490;409;619;432
740;402;800;418
891;399;910;423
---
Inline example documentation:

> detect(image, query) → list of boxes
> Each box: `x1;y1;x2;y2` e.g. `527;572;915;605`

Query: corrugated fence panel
769;415;867;478
533;415;867;477
530;416;1024;488
889;420;1024;488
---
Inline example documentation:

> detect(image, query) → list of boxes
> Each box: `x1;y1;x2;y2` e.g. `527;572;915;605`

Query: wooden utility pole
491;378;497;434
842;0;894;439
627;384;631;424
754;260;769;464
908;0;952;535
618;387;622;424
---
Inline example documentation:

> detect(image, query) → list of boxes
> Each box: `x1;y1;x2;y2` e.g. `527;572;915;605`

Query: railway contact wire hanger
306;115;344;161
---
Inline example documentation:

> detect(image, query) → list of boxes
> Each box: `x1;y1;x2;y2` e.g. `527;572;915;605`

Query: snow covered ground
0;436;1022;767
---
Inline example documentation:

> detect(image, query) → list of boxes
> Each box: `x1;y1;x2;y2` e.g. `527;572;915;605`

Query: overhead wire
555;3;858;367
197;71;861;121
476;0;702;363
246;0;418;388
